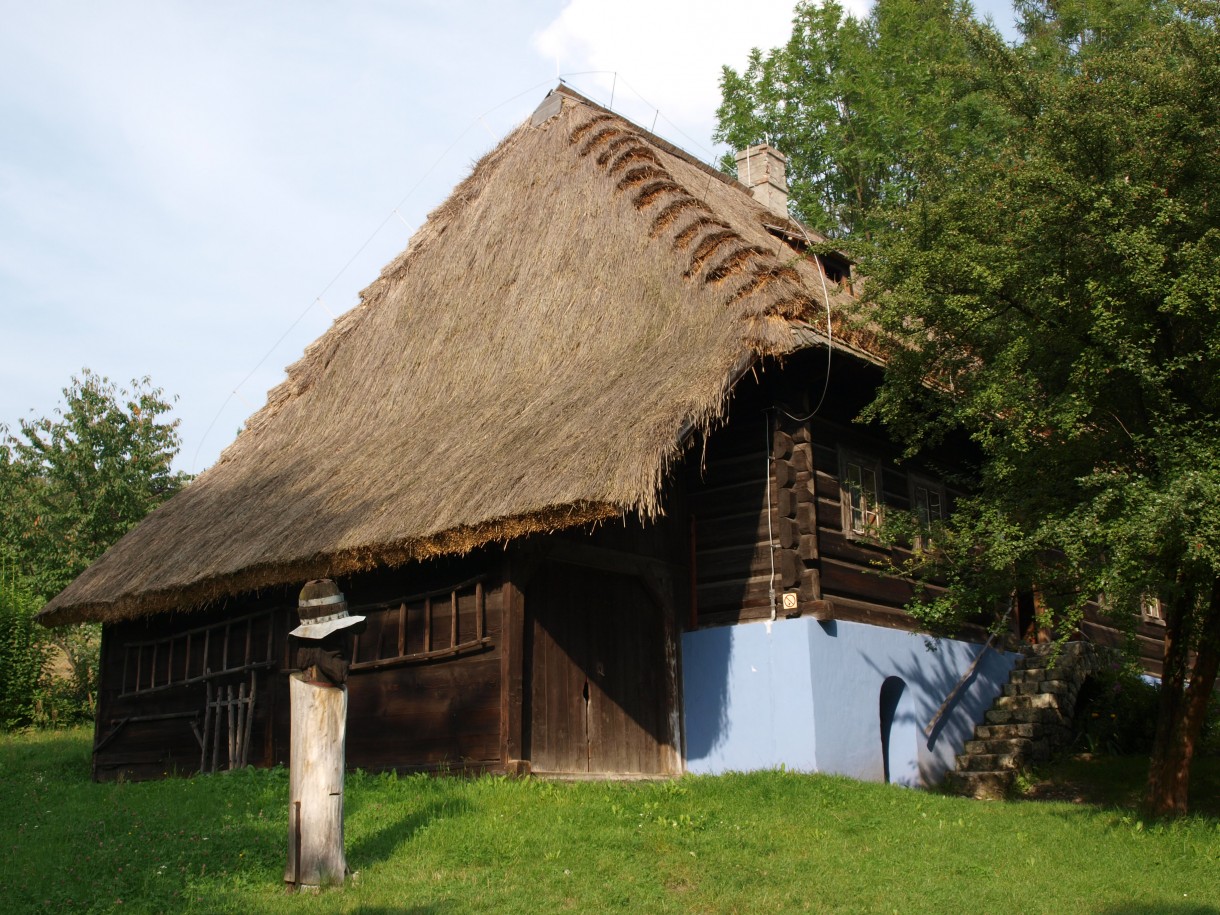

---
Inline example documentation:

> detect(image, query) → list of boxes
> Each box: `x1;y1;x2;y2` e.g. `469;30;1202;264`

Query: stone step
1010;665;1074;682
944;769;1013;800
956;752;1025;772
973;722;1038;741
963;737;1032;756
985;706;1066;726
995;693;1062;711
1003;678;1074;697
1022;642;1090;660
962;737;1051;763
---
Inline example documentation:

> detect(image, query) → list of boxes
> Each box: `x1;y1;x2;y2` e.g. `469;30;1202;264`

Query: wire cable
779;225;836;424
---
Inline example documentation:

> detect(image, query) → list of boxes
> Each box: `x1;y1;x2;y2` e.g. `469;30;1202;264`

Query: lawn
2;727;1218;914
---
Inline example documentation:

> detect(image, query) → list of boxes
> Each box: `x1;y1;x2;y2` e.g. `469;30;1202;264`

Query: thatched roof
39;85;865;627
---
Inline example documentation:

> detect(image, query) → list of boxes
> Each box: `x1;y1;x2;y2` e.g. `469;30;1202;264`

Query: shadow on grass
0;725;92;775
1094;905;1219;915
339;908;452;914
347;796;469;866
1016;754;1220;822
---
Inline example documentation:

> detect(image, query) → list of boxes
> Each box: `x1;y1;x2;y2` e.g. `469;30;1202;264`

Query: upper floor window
909;475;946;526
909;474;947;550
1141;595;1165;624
820;253;853;291
840;450;883;539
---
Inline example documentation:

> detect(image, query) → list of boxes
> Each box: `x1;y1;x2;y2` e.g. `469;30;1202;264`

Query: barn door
525;562;671;774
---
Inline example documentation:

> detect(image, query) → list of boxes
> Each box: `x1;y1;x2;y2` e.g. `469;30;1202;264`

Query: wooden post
284;674;348;889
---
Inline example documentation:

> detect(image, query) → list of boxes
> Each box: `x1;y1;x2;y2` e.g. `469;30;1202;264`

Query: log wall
685;356;953;636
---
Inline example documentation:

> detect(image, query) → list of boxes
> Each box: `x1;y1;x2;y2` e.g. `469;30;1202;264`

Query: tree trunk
1144;577;1220;817
285;674;348;888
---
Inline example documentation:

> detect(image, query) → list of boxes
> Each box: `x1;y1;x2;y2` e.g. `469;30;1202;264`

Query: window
820;253;853;292
350;576;489;671
909;474;946;547
1141;595;1165;624
840;450;883;539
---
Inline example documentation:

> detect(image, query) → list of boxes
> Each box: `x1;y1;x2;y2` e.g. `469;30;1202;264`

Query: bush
1070;663;1160;756
1199;692;1220;758
40;623;100;727
0;563;98;730
0;571;50;729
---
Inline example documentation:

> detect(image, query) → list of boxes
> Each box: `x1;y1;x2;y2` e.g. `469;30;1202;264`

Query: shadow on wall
681;616;1015;783
861;633;1015;786
681;627;732;761
681;618;816;774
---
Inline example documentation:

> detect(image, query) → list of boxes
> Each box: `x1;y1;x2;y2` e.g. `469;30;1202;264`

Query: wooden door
525;562;671;774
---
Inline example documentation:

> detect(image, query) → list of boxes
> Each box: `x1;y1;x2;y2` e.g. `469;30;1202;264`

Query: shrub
0;570;50;729
1070;663;1160;756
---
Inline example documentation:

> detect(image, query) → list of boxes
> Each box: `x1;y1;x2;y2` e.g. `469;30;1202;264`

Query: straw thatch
39;86;864;627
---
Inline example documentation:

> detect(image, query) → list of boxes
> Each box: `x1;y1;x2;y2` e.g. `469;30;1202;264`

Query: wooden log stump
285;674;348;889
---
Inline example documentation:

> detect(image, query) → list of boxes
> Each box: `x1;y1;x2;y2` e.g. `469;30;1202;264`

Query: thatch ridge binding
705;246;771;285
39;86;863;626
578;126;626;157
597;134;646;166
684;231;741;279
649;198;711;237
608;147;661;175
673;216;730;250
616;165;671;190
567;113;613;144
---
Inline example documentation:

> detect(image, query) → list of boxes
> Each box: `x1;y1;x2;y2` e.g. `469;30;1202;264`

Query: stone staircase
946;641;1106;799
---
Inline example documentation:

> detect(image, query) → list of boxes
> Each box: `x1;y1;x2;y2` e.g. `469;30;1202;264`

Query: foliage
715;0;1007;238
1071;663;1160;755
857;0;1220;815
719;0;1220;814
0;370;189;727
2;369;189;600
0;564;49;729
3;728;1219;914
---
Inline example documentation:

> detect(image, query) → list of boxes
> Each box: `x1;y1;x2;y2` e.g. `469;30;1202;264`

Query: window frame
1141;594;1166;626
908;473;947;548
839;448;884;541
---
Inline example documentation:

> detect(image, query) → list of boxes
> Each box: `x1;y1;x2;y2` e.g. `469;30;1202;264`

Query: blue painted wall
682;618;1017;786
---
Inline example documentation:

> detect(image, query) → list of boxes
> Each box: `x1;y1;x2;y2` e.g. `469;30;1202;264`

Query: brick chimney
735;144;789;219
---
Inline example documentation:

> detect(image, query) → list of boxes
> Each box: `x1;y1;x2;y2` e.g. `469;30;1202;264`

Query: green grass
3;728;1219;914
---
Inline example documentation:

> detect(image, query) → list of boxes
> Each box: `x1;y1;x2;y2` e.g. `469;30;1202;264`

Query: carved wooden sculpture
284;580;365;890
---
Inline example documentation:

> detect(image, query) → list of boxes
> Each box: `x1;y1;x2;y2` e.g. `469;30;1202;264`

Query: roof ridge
565;107;816;340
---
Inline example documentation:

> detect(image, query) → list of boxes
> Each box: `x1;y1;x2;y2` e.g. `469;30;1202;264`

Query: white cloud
533;0;871;154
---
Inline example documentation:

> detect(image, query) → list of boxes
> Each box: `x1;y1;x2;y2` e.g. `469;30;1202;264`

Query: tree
0;563;49;729
0;370;190;722
715;0;1004;238
861;0;1220;816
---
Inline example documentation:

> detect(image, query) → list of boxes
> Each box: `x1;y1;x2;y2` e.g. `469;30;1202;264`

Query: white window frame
839;449;883;540
1141;595;1165;625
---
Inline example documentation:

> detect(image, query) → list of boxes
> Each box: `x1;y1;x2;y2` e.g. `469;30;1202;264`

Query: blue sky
0;0;1016;474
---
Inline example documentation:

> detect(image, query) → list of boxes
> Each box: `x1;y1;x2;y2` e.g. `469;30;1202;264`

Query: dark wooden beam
500;561;525;771
547;540;678;583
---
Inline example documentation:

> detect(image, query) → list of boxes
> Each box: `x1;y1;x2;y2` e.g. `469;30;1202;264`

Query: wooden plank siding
1080;614;1168;679
685;383;777;626
92;555;506;781
523;561;670;775
512;508;687;776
